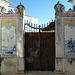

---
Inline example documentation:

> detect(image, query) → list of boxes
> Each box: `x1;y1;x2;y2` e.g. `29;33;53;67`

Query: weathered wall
17;18;24;73
63;59;75;75
0;15;18;57
0;3;25;74
54;1;75;75
1;58;17;73
62;16;75;75
63;17;75;58
54;2;64;73
0;13;18;74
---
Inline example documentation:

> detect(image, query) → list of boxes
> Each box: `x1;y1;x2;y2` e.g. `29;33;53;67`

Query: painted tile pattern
1;19;17;57
0;21;2;56
64;18;75;57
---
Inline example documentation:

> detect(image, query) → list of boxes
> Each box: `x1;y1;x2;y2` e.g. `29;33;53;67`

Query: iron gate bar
25;23;40;29
24;21;55;32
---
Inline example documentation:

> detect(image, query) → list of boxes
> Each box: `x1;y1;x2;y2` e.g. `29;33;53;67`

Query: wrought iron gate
25;22;55;71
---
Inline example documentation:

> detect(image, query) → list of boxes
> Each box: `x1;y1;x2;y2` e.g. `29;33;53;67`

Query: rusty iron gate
25;22;55;71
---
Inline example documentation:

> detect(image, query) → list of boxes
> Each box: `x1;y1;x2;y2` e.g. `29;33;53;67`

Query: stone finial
14;8;18;14
54;1;64;17
16;3;25;18
20;2;22;5
57;1;60;4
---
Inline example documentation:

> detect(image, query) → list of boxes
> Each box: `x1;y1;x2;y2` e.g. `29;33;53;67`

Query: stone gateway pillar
54;1;64;73
17;2;25;18
16;3;25;73
0;3;25;74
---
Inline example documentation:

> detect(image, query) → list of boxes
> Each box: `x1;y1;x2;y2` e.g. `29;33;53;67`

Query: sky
9;0;72;25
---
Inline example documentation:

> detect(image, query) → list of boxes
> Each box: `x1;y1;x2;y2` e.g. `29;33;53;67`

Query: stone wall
0;13;18;74
0;3;25;74
54;1;75;75
0;14;18;57
1;58;17;74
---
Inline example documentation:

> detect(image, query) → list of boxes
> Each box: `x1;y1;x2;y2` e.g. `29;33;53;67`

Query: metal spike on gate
52;19;53;22
31;23;32;26
49;21;50;24
36;25;37;31
44;24;46;28
42;24;43;32
42;24;43;28
34;24;35;32
31;23;32;31
36;24;37;28
47;23;48;26
39;25;41;32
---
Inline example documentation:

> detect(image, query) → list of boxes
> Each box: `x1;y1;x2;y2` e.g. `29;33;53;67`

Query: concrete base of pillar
0;57;25;74
17;57;25;73
55;70;64;74
1;58;17;74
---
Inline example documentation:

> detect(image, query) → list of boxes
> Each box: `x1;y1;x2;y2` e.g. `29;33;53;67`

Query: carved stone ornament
0;6;6;14
68;8;73;12
16;3;25;17
8;10;13;14
61;6;65;13
14;8;18;14
54;1;64;17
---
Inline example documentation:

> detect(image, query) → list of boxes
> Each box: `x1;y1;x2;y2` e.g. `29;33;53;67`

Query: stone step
18;71;64;75
1;71;65;75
